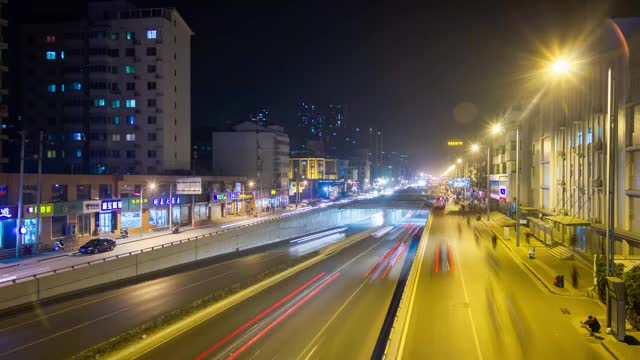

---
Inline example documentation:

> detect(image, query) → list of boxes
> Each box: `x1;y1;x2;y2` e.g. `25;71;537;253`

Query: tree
595;254;624;303
624;265;640;329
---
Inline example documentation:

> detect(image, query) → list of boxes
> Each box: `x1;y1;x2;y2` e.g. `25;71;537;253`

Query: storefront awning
545;215;590;226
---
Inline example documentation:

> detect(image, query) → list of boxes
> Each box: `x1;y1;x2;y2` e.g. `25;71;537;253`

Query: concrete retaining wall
0;208;379;311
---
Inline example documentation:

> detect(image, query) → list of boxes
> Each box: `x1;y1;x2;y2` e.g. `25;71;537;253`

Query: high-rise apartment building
14;1;192;174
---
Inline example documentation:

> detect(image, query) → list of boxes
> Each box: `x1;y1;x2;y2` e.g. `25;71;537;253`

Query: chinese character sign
101;199;122;211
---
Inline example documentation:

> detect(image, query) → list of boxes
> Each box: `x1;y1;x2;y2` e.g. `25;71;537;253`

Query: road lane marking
109;230;376;360
453;240;484;360
297;232;404;359
194;272;327;360
227;273;341;360
396;215;431;358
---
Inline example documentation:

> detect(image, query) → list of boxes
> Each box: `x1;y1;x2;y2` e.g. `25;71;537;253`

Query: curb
479;220;571;297
601;341;622;360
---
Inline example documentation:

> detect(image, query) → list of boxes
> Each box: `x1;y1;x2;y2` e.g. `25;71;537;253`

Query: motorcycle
528;247;536;259
120;229;129;239
54;240;65;251
172;225;180;234
491;234;497;249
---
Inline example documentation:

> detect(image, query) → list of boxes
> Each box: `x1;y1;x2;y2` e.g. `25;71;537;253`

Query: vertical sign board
176;177;202;195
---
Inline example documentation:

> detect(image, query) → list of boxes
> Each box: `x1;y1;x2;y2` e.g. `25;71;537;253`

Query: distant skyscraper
295;102;326;152
249;108;270;127
325;104;345;156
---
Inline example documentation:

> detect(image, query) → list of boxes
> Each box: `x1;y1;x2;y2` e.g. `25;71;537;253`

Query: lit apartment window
147;30;157;39
72;132;83;141
125;65;135;74
111;100;121;108
46;51;56;60
577;131;583;146
125;99;136;108
47;150;56;158
111;32;119;40
76;150;82;158
60;84;65;92
126;133;136;141
113;116;120;125
60;51;65;59
47;84;56;92
72;82;82;90
127;115;136;125
112;134;120;141
126;32;135;40
587;128;593;144
46;35;56;43
94;98;106;107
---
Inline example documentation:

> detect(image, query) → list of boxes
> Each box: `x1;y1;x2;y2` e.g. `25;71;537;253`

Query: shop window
51;184;68;202
51;216;67;238
76;184;91;201
99;184;112;199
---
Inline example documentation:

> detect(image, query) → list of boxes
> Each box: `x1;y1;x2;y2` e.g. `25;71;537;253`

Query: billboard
452;178;470;188
176;177;202;195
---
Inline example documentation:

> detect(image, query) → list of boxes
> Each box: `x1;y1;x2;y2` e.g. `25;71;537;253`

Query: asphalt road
136;223;425;360
401;210;610;359
0;224;370;360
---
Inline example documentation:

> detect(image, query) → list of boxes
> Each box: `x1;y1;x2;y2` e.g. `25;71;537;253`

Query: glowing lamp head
471;144;480;152
551;59;571;74
491;123;503;134
457;158;462;164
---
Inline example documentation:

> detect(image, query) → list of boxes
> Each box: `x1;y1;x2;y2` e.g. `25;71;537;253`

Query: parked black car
79;238;116;254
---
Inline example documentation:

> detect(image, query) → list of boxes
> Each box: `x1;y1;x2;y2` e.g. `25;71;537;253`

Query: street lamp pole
605;66;617;329
15;131;26;258
486;144;491;221
515;127;521;247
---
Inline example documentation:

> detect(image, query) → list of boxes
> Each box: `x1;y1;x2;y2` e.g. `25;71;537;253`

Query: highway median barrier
0;207;377;311
381;214;433;359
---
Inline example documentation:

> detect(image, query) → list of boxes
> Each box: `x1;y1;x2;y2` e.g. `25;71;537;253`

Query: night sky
11;0;640;174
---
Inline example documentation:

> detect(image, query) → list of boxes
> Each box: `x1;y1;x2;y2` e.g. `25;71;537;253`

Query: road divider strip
78;229;374;360
382;214;433;359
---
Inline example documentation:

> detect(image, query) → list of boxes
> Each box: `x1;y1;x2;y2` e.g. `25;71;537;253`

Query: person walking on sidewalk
571;264;579;288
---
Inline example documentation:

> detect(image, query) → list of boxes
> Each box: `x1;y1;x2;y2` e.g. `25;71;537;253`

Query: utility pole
34;131;43;254
15;131;25;258
515;127;520;247
168;182;173;229
605;67;617;329
486;144;491;221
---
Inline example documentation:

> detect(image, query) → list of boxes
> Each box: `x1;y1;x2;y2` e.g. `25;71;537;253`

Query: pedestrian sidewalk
480;210;640;360
0;212;274;267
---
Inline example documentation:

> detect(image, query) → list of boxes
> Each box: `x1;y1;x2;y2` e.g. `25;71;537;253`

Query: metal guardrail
0;206;325;287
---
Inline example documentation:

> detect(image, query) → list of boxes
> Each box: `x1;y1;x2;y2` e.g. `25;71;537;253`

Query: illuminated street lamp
550;59;571;74
140;182;156;237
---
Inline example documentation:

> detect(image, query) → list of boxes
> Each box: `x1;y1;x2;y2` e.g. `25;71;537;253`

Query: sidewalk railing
0;206;320;287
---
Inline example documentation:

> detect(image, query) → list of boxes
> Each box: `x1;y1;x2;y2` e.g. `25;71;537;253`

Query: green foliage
595;254;624;303
624;265;640;329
